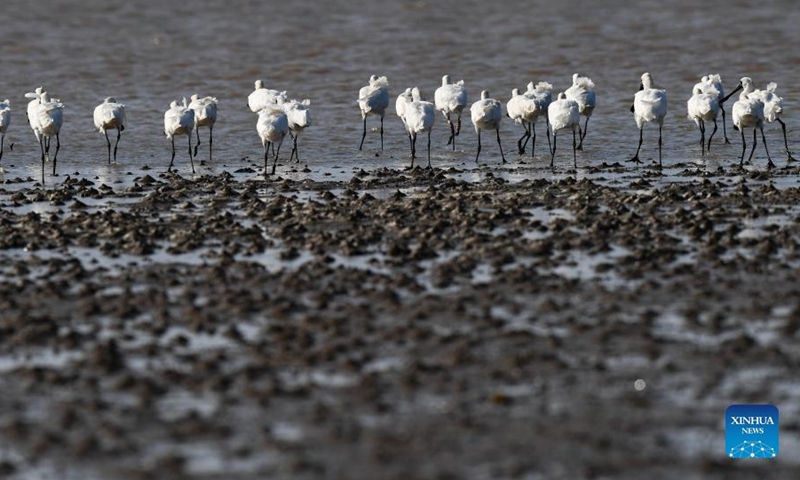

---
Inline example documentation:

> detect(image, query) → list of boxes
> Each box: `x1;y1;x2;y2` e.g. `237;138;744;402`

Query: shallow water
1;0;800;181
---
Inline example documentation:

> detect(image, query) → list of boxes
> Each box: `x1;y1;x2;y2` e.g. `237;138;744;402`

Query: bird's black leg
272;141;281;175
380;115;384;151
657;124;663;167
105;130;112;164
739;127;746;166
208;125;213;162
496;128;506;164
577;117;589;150
629;128;643;164
572;128;577;168
426;130;432;169
193;128;201;158
721;106;730;144
188;134;195;173
699;120;706;156
169;137;176;172
747;128;757;164
410;132;416;169
550;131;557;167
114;129;121;163
53;134;60;176
40;136;45;183
264;141;269;177
707;119;718;152
777;118;795;163
531;122;537;158
475;130;482;164
445;114;455;148
762;126;774;169
456;116;462;137
359;116;367;150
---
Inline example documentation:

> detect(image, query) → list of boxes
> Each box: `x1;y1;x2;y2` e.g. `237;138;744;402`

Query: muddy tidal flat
0;159;798;479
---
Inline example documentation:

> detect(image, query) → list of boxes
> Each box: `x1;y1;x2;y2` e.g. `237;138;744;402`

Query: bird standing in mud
26;90;64;182
629;72;668;166
257;106;289;177
731;77;772;168
547;92;580;167
471;90;505;164
189;94;218;162
743;81;795;165
164;98;195;173
282;98;311;162
687;81;720;156
403;87;435;168
565;73;595;150
0;99;9;164
434;75;467;150
357;75;390;151
93;97;126;164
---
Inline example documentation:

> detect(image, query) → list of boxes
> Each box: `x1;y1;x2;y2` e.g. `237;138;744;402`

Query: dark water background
2;0;800;177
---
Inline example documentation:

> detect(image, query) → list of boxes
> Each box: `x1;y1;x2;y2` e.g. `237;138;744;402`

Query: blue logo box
726;404;779;458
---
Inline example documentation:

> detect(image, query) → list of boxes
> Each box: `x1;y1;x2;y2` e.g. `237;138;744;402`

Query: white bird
687;81;720;156
547;92;580;167
30;91;64;182
0;99;9;163
357;75;390;151
629;72;668;166
248;80;286;113
470;90;505;164
282;98;311;162
746;82;794;164
93;97;126;164
521;81;554;156
25;86;44;150
564;73;596;150
257;107;289;176
164;98;196;173
434;75;467;150
731;77;772;168
695;74;733;144
188;94;218;161
403;87;435;168
396;87;414;149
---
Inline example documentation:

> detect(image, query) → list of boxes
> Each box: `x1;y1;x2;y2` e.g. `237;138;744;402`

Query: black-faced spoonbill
357;75;390;151
282;99;311;162
257;107;289;176
629;73;668;166
564;73;596;150
687;82;720;155
434;75;467;150
404;87;435;169
470;90;505;164
93;97;126;164
188;94;218;162
30;91;64;181
547;92;580;168
396;88;414;152
732;77;772;168
164;98;195;173
746;82;795;164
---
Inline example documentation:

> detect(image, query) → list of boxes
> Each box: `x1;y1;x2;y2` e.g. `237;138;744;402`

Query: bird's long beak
720;83;743;104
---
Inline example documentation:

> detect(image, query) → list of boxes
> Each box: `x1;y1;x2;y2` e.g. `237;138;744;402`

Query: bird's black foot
787;153;796;164
518;148;525;155
577;145;584;151
767;159;776;170
724;137;731;144
193;146;199;157
627;155;642;164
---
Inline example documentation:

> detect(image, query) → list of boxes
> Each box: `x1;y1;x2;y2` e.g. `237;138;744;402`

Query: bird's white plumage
633;73;668;128
564;73;596;116
0;99;9;134
405;87;435;134
283;99;311;134
93;97;125;133
470;90;502;132
747;82;782;123
189;94;218;128
164;99;194;139
34;92;64;138
257;107;289;146
548;92;580;133
732;77;764;130
525;81;554;114
358;75;389;118
687;90;719;125
396;87;414;134
507;88;539;125
434;75;467;116
248;80;287;113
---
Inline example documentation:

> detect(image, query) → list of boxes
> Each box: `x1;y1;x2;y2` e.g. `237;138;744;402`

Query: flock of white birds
0;73;791;182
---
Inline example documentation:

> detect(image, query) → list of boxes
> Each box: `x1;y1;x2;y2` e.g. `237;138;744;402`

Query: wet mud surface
1;161;799;479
